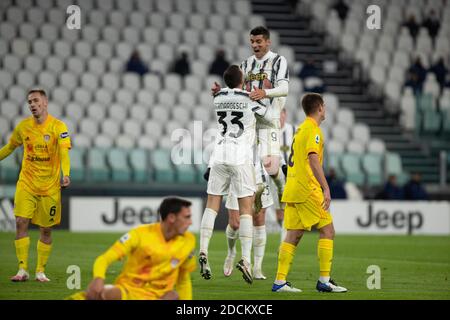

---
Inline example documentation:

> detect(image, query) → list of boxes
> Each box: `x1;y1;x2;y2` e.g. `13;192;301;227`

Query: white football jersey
240;50;289;122
211;88;261;165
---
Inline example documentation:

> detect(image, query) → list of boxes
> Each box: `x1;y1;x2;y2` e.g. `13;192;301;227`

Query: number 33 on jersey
212;88;267;166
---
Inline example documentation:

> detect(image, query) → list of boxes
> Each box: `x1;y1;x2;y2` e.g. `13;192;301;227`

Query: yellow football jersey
282;117;324;203
9;115;71;196
112;223;196;297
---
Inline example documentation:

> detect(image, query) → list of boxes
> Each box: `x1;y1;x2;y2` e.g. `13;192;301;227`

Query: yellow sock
36;240;52;273
318;239;333;277
275;242;296;281
15;237;30;270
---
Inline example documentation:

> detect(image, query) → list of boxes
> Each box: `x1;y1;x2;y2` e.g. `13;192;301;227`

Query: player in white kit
199;65;269;285
212;26;289;203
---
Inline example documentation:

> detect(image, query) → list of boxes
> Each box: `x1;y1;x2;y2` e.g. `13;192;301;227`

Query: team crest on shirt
170;258;180;268
43;134;50;142
315;134;320;144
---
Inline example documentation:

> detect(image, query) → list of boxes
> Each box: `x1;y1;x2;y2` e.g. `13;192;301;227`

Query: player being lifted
0;89;71;282
199;65;270;284
212;26;289;205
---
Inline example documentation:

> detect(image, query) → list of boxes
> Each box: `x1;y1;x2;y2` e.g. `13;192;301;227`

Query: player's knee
229;220;239;230
319;225;335;240
15;217;29;235
40;227;52;241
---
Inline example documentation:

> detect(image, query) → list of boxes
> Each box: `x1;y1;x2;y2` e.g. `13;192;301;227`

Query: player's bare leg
199;195;221;280
11;217;30;282
276;208;287;244
263;155;284;202
236;195;254;284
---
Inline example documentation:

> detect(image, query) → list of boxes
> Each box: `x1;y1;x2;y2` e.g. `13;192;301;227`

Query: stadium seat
72;134;92;148
362;153;383;187
47;102;63;118
115;88;134;107
107;148;131;182
51;87;70;106
143;74;162;92
422;110;442;135
385;152;408;184
157;91;176;107
331;125;350;143
24;55;43;76
94;88;113;106
341;153;365;186
367;138;386;154
122;26;140;46
129;12;147;29
3;55;22;74
151;149;176;183
0;147;19;183
0;117;10;136
326;153;344;179
137;135;158;150
87;148;110;182
69;148;86;182
79;118;99;138
16;70;34;89
176;0;193;14
178;91;197;108
129;149;150;183
7;86;26;106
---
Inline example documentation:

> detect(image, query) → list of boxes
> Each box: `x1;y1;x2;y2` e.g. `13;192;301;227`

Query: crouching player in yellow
0;89;71;282
68;197;196;300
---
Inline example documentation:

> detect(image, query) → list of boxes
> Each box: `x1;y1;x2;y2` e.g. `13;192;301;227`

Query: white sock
253;225;266;271
239;214;253;264
225;224;238;257
199;208;217;256
319;276;330;283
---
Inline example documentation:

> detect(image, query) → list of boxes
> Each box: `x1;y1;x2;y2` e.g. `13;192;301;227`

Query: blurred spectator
331;0;349;21
326;168;347;199
408;57;427;85
403;15;420;39
422;9;440;40
172;52;191;77
404;70;423;95
125;50;149;76
298;59;319;79
403;172;428;200
429;57;448;89
209;49;230;77
378;175;404;200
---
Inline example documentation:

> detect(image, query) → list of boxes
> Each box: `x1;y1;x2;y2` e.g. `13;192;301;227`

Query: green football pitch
0;231;449;300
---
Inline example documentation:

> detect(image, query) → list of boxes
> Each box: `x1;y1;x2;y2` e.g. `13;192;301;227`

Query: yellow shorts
14;184;61;227
115;282;159;300
284;191;332;231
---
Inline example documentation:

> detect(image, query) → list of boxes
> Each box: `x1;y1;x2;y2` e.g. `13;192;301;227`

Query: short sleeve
305;127;321;156
57;121;71;149
276;56;289;83
110;228;140;259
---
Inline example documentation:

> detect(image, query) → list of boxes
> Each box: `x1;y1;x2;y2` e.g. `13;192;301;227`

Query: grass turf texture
0;231;449;300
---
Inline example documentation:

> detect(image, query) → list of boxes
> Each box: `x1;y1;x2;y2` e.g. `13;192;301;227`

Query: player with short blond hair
0;89;71;282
